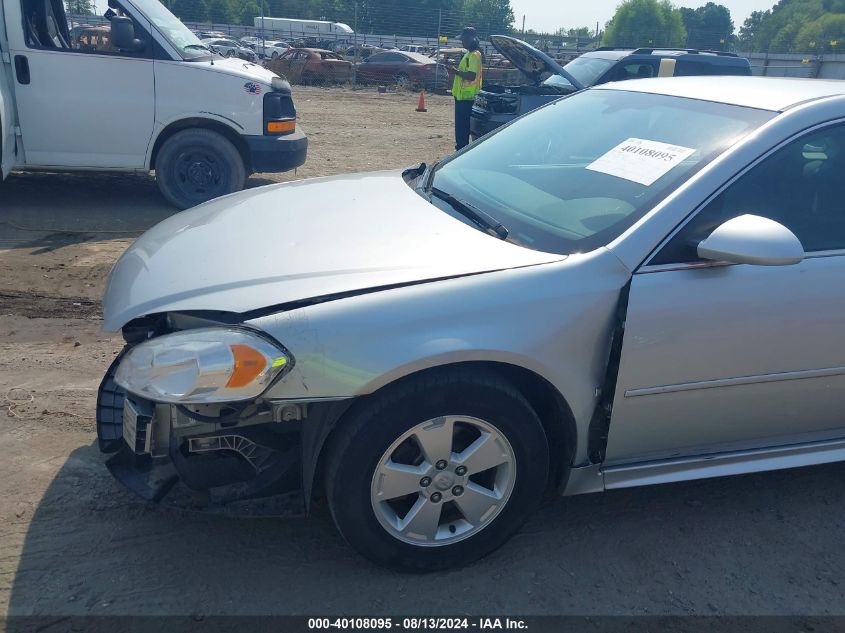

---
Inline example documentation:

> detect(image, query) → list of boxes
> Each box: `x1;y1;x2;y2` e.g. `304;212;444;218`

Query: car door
357;52;383;82
7;0;154;168
605;122;845;465
285;51;308;83
273;49;293;76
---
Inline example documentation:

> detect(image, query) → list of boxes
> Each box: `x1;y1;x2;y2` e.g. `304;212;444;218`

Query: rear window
675;59;751;76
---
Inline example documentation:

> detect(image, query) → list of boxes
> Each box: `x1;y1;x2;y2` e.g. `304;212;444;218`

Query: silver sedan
98;76;845;571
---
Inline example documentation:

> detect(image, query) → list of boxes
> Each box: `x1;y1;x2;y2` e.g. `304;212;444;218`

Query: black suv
471;36;752;139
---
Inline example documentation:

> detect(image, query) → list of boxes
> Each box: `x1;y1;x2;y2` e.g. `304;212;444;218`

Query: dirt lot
1;87;844;618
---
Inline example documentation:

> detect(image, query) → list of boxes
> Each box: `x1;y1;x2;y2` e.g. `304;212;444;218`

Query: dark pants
454;98;474;150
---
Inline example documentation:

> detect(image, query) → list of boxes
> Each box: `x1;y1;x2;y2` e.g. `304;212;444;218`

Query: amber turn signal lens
267;120;296;134
226;344;267;388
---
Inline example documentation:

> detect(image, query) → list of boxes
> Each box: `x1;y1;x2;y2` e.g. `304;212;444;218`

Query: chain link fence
67;2;602;90
65;3;845;89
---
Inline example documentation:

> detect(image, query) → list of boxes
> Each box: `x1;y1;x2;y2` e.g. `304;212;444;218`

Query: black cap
458;26;477;39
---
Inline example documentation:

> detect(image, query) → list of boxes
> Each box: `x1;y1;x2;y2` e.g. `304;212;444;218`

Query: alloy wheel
370;415;516;546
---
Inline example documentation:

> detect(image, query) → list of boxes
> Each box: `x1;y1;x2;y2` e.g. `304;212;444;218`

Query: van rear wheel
155;128;246;210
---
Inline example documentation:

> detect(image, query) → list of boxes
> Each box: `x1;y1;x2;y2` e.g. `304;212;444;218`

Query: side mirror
697;214;804;266
110;16;144;52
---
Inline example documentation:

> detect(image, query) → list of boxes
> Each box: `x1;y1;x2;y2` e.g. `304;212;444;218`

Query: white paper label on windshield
586;138;696;186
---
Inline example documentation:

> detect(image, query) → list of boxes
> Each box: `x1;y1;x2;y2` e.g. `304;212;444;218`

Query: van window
22;0;148;57
73;27;117;53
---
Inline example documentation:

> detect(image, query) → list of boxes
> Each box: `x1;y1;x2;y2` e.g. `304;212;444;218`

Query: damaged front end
96;313;350;507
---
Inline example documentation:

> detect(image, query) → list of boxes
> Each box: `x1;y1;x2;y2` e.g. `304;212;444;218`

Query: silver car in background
98;77;845;571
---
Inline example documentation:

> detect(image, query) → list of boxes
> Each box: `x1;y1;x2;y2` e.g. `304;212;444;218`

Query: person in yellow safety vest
446;26;483;150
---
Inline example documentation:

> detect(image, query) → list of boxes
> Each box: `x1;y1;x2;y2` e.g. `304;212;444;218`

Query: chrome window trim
638;117;845;272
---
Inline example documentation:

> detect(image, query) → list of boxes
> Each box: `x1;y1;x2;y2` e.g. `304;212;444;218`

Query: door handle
14;55;30;85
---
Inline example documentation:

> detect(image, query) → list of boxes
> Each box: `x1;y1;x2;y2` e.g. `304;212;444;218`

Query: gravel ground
1;86;844;617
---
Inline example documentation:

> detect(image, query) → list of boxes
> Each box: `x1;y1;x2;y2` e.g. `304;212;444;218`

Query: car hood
195;56;278;84
102;171;565;331
489;35;583;89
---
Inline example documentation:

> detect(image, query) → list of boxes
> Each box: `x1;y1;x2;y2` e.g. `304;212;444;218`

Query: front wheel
324;370;550;571
155;128;246;210
271;51;279;59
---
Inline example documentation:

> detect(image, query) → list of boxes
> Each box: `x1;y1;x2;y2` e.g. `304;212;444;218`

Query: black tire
155;128;246;210
324;369;550;572
271;51;279;59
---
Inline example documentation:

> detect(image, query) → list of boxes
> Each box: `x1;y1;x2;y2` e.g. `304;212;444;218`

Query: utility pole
521;15;525;36
259;0;264;52
352;3;358;87
435;8;442;89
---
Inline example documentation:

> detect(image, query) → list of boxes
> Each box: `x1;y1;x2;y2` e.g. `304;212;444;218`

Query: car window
609;61;659;81
384;53;406;63
652;123;845;264
365;53;386;62
562;55;616;86
431;90;773;255
674;59;750;76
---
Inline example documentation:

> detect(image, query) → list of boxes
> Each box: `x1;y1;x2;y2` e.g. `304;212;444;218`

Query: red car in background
267;48;353;85
355;51;449;90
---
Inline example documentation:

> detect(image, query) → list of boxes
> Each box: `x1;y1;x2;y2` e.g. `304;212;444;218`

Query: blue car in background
470;35;752;139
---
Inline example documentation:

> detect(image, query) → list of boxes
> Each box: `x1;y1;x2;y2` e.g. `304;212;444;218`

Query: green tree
734;0;832;52
65;0;95;15
602;0;687;47
462;0;515;38
238;0;261;25
556;26;593;37
738;9;768;49
679;2;733;49
207;0;236;24
171;0;208;22
794;12;845;49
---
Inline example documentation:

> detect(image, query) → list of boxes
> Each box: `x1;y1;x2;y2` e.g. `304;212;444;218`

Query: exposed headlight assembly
114;328;291;404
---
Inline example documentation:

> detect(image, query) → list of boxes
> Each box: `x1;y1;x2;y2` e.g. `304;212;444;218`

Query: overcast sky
511;0;772;34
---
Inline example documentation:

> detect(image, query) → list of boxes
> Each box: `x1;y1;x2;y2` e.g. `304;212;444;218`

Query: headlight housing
114;327;291;404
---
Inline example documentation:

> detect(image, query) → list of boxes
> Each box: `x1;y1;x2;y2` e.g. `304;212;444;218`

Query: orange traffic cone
416;90;427;112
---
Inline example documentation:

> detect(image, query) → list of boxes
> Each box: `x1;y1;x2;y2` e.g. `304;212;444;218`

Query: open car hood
102;171;565;331
489;35;583;89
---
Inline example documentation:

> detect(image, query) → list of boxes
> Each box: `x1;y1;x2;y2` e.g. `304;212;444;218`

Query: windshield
430;89;773;255
562;56;616;87
128;0;208;59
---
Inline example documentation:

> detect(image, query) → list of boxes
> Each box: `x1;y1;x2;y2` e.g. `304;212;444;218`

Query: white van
0;0;307;208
